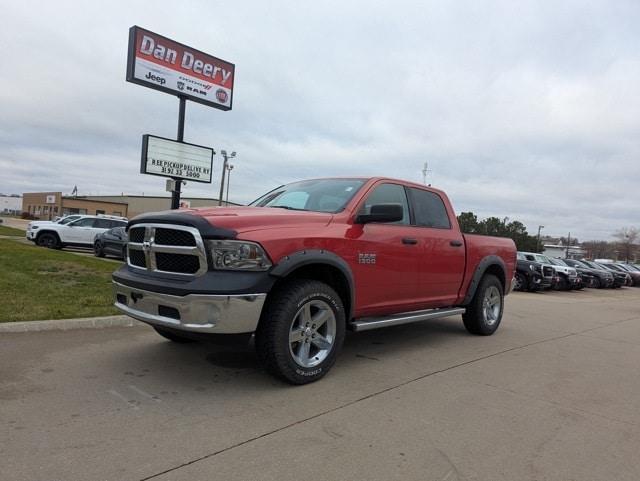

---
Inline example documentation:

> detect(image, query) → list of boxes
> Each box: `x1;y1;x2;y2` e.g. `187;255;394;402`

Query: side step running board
349;307;466;332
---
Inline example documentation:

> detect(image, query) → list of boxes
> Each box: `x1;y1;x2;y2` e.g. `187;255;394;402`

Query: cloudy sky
1;0;638;240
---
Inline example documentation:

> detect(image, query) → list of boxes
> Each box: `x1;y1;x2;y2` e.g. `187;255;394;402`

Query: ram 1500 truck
113;177;516;384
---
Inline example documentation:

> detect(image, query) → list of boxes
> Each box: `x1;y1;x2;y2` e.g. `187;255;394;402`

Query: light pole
218;150;236;206
225;164;234;205
625;234;630;263
537;225;544;252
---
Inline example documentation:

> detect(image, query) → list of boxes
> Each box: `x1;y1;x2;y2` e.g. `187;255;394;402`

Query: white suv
26;215;83;241
32;215;128;249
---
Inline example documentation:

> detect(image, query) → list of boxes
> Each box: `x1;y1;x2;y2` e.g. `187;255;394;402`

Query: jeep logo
145;72;166;85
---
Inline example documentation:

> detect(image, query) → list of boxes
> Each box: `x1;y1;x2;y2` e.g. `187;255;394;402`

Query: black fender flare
270;249;355;319
462;255;507;305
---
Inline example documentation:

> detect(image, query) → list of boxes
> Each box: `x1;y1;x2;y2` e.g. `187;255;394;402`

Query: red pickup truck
113;177;516;384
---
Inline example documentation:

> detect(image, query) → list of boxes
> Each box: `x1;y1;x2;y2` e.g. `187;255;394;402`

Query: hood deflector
128;212;237;239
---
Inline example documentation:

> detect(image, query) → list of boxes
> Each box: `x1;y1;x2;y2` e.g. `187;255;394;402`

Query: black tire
555;276;569;291
255;279;346;385
462;274;504;336
37;232;60;249
592;277;601;289
153;326;196;343
514;272;527;292
94;241;105;257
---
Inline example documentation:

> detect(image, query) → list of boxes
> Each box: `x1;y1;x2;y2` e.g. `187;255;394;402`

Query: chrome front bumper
113;281;267;334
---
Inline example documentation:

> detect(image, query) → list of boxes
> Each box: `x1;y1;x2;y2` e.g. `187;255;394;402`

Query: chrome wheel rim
288;299;336;368
482;286;501;326
514;275;523;290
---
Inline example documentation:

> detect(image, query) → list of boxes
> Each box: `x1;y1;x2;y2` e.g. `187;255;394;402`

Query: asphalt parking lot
2;288;639;481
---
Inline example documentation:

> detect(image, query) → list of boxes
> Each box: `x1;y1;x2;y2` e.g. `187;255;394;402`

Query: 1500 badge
358;253;377;264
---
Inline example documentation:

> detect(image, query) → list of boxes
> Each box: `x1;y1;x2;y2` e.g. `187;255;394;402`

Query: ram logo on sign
126;26;235;111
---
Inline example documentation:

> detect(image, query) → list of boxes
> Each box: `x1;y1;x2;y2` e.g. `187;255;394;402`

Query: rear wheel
255;279;345;384
37;232;60;249
153;326;196;343
463;274;504;336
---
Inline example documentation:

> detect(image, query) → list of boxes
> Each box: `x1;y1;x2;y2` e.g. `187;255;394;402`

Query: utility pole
218;150;236;206
537;225;544;252
566;232;571;258
225;164;234;205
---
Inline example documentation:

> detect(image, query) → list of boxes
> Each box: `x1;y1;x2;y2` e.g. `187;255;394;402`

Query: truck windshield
250;179;366;213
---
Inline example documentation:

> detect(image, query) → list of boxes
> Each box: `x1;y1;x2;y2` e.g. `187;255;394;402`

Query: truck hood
181;206;333;234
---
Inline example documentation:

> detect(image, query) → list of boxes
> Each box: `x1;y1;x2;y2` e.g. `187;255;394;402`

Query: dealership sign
126;26;234;110
141;135;214;183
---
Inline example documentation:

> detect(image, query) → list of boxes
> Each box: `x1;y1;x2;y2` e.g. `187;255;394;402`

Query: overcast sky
1;0;638;240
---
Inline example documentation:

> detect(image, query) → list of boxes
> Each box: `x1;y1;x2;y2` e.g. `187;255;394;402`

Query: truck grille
127;224;207;276
542;266;554;277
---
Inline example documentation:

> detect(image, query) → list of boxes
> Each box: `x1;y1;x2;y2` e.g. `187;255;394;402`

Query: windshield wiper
269;205;309;211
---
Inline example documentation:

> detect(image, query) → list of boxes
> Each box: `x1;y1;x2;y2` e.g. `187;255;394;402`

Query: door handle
450;240;463;247
402;238;418;245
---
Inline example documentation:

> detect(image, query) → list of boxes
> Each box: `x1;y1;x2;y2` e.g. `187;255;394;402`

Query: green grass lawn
0;239;121;322
0;225;25;236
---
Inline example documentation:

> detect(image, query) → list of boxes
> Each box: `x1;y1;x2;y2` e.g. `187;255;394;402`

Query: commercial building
1;195;22;215
21;192;238;220
22;192;128;220
543;244;586;260
81;195;238;219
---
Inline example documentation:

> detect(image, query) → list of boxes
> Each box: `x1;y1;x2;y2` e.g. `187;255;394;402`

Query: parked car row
514;251;640;292
26;214;128;256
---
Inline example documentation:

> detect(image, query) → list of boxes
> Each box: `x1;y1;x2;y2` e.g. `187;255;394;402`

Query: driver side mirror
355;204;404;224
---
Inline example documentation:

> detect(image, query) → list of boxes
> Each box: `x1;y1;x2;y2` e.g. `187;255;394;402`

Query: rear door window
94;219;112;229
408;188;451;228
70;218;97;228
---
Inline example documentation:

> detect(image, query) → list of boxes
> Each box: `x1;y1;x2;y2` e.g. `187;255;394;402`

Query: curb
0;315;136;333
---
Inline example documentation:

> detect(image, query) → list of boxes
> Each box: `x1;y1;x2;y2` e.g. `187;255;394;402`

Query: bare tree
613;227;639;262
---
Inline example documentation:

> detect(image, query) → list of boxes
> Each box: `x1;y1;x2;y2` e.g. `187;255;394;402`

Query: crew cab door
406;187;465;307
349;182;424;314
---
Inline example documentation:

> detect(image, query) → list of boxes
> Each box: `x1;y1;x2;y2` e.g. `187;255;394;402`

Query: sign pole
171;96;187;209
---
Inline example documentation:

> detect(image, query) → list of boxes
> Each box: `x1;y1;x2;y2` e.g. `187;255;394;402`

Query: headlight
529;264;535;271
207;240;272;271
32;225;39;230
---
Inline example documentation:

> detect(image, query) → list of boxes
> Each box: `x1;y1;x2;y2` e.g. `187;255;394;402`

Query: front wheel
255;279;346;384
555;276;569;290
513;272;527;291
462;274;504;336
37;232;60;249
94;241;105;257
